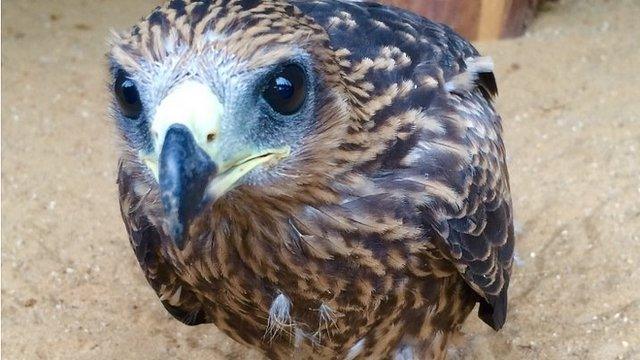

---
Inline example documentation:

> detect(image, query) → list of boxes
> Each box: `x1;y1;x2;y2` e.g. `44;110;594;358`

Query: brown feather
112;0;515;357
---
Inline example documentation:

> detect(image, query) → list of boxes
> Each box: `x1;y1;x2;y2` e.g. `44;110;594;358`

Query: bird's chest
134;190;460;356
169;223;455;357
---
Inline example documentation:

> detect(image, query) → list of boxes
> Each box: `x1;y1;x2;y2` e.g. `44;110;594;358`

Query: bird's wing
117;159;209;326
417;88;515;331
292;0;514;330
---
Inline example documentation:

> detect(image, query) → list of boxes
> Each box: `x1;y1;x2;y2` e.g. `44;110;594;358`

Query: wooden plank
478;0;508;40
380;1;481;39
377;0;541;40
502;0;541;38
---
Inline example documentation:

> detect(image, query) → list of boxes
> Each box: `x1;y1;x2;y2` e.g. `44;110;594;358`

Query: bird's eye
262;64;306;115
114;70;143;119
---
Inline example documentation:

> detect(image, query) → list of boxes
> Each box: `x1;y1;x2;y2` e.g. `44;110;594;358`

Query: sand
1;0;639;359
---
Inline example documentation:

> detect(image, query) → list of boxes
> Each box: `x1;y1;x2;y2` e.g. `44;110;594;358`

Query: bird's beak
145;80;290;249
158;124;217;249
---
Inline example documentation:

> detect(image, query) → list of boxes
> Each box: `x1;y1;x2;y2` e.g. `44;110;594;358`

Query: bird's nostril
152;130;159;139
207;132;216;142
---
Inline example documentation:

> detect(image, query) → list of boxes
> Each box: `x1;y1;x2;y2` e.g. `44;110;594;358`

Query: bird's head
109;1;354;249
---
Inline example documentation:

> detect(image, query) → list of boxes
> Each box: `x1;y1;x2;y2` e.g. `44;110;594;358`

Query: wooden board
377;0;542;40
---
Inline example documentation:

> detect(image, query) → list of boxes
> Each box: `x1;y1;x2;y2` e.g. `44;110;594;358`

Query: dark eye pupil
262;64;306;115
274;77;294;99
115;70;142;119
121;80;139;104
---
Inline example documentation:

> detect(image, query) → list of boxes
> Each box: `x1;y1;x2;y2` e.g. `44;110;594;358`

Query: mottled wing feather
117;160;209;326
412;90;514;331
389;84;514;331
408;81;514;331
294;0;514;330
441;97;514;330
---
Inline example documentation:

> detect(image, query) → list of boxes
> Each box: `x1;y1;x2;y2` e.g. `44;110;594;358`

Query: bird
110;0;515;358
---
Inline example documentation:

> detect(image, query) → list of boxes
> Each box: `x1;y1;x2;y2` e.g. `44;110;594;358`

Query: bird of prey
110;0;515;358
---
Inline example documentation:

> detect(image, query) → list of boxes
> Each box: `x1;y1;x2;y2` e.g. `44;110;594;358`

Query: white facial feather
152;80;222;149
148;80;223;176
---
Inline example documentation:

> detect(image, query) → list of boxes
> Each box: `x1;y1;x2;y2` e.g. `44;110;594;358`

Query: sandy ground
2;0;639;359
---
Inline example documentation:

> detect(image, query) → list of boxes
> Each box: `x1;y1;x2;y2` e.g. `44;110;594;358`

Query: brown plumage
110;0;515;358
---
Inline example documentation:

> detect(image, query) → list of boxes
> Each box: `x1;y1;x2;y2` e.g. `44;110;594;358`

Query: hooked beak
153;124;289;249
158;124;217;249
144;80;290;249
